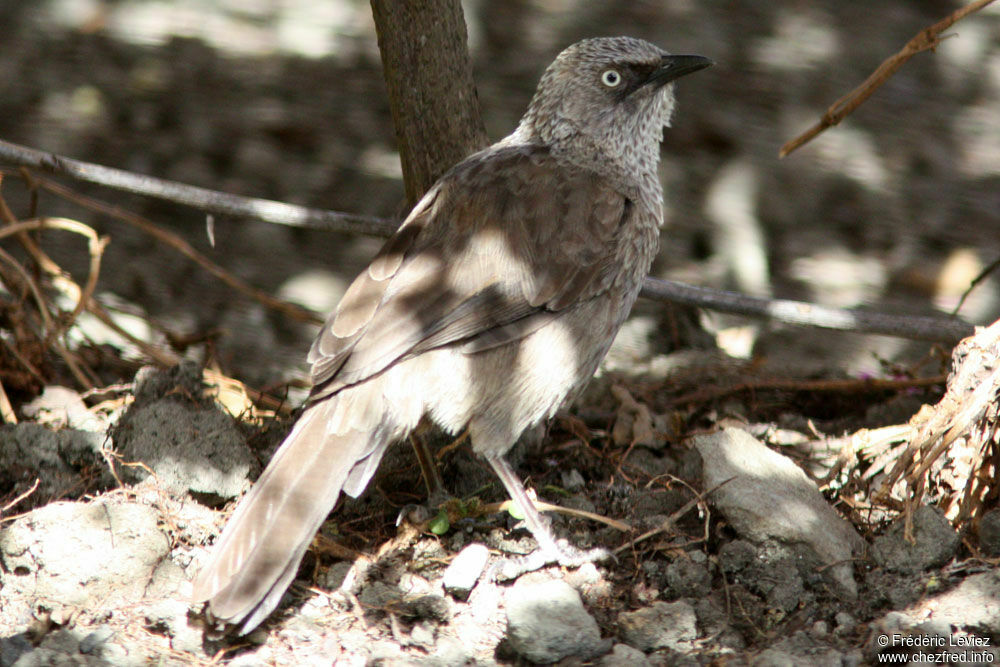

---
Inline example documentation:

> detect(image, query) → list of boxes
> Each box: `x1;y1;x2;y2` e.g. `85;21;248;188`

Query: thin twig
0;216;107;338
1;478;39;514
952;255;1000;317
0;245;56;335
84;297;180;367
24;173;324;325
0;336;46;386
0;218;101;388
780;0;998;157
613;478;729;555
6;217;111;344
486;498;632;533
0;175;66;279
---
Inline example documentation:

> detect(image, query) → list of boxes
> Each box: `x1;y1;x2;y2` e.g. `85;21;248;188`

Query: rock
754;630;861;667
874;568;1000;634
358;582;450;622
872;504;959;573
427;636;474;666
0;499;170;621
505;577;607;663
664;556;712;598
693;597;746;652
719;539;805;613
77;626;115;655
21;385;108;432
0;423;110;510
142;557;204;655
618;600;697;653
0;634;33;667
113;396;256;498
978;508;1000;556
442;543;490;600
323;560;353;590
599;643;653;666
693;428;864;598
561;468;586;491
6;626;141;666
834;611;857;635
867;583;1000;664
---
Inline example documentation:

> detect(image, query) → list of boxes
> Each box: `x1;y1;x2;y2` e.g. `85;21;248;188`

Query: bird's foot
494;539;610;581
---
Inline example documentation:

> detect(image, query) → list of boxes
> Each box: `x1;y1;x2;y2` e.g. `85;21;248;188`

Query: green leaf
428;510;451;535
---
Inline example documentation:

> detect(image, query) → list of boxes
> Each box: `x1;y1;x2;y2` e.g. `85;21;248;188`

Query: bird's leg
396;431;452;528
485;454;608;580
409;433;447;506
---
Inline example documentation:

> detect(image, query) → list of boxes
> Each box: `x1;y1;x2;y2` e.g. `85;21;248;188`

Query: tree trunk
370;0;489;208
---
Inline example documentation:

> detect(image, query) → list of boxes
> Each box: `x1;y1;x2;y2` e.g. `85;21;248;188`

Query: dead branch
20;172;323;326
0;216;112;388
642;278;973;344
780;0;998;157
671;374;946;408
0;378;15;424
0;150;977;343
0;138;397;236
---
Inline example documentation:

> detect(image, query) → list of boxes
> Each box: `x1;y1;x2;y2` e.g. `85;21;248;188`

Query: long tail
191;383;393;634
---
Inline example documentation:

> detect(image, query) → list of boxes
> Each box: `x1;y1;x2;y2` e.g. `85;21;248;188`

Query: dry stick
956;429;991;524
1;478;39;515
671;373;947;408
0;245;56;336
952;255;1000;317
613;479;727;556
874;321;1000;531
0;176;73;289
0;219;179;368
8;217;111;343
487;498;632;533
0;336;46;386
0;378;16;424
0;139;397;237
909;365;1000;484
24;173;323;326
0;192;108;384
643;278;973;344
780;0;998;157
0;153;976;343
84;296;180;367
0;218;106;388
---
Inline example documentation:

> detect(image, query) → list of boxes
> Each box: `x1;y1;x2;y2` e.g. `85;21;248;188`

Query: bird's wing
307;144;630;398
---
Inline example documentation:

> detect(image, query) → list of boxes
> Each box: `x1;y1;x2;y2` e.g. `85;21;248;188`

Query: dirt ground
2;1;1000;665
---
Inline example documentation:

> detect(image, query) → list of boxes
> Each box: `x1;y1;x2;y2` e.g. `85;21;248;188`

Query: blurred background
1;0;998;389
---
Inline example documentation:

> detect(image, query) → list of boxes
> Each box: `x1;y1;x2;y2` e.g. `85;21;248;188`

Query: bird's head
517;36;712;167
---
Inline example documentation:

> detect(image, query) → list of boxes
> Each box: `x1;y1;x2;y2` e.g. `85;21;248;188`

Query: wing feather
308;144;630;401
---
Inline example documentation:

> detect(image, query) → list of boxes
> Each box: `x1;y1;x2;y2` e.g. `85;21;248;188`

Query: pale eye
600;69;622;88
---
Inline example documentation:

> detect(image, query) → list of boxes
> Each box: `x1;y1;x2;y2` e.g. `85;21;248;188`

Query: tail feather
192;389;388;634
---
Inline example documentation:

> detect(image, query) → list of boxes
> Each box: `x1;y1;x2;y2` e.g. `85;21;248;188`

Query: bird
192;36;712;634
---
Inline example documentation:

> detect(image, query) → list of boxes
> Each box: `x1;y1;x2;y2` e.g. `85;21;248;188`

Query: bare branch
0;142;975;344
0;138;397;236
641;278;973;344
780;0;998;158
